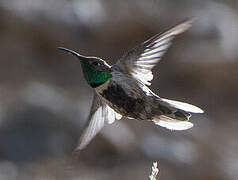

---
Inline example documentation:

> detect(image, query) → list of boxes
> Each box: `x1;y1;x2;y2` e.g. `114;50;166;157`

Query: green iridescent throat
80;61;112;87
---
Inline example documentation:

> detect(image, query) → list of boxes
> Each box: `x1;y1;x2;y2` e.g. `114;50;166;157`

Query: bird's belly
97;81;155;120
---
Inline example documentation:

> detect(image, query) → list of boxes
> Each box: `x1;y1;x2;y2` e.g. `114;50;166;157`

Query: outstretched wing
76;94;122;150
114;19;194;85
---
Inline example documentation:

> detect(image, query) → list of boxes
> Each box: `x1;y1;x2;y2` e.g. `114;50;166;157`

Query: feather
76;94;122;150
153;115;194;130
162;98;204;113
114;19;194;85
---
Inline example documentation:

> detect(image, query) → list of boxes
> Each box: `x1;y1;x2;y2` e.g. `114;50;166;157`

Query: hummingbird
58;19;203;150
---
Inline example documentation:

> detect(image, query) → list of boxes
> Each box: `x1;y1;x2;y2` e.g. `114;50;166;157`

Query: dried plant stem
149;162;159;180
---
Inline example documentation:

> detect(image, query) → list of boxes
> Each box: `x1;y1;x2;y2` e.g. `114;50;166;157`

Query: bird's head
58;47;112;88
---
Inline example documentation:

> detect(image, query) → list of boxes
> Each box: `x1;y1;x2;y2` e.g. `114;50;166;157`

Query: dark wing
76;94;122;150
114;19;194;85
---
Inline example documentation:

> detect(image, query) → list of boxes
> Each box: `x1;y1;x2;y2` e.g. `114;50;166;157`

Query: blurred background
0;0;237;179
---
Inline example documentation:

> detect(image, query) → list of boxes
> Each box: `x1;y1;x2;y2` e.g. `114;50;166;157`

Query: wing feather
76;94;122;150
114;19;194;85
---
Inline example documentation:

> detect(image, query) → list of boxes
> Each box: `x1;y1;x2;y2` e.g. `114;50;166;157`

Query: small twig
149;162;159;180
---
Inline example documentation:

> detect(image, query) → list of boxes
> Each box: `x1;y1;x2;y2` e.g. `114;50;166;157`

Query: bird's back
96;71;160;120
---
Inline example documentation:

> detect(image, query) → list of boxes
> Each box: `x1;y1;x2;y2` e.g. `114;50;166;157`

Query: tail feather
158;101;191;121
153;98;203;130
153;115;193;130
162;98;204;113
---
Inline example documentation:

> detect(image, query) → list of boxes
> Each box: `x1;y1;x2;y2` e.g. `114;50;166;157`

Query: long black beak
57;47;88;60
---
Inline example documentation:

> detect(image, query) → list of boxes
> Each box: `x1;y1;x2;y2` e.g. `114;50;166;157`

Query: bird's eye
92;61;99;66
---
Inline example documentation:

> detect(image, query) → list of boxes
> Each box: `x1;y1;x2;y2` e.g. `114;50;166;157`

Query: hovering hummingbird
58;19;203;150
